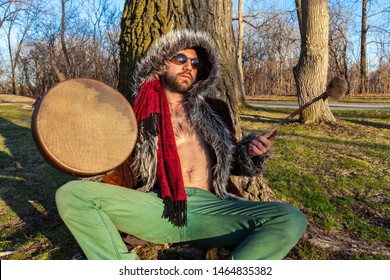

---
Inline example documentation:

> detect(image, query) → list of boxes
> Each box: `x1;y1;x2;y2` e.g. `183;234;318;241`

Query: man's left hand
248;129;278;157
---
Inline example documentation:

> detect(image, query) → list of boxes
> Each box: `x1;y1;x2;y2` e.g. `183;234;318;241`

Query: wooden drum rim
31;78;137;177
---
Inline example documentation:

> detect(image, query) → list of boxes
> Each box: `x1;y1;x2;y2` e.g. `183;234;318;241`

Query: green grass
239;105;389;259
1;102;389;260
0;105;76;260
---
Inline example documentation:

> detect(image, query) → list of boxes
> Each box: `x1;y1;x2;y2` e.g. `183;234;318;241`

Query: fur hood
132;29;220;100
131;29;242;200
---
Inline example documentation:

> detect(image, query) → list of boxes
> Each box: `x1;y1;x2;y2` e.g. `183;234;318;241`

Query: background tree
359;0;390;94
329;0;351;94
237;5;299;97
294;0;337;124
235;0;249;107
2;0;43;95
10;0;122;97
0;0;28;30
359;0;368;94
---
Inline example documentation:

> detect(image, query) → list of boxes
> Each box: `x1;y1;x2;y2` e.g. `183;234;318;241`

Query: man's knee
56;180;80;200
282;203;307;239
55;180;84;216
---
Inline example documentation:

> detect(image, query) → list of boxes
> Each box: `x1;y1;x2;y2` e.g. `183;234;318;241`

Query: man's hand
248;129;278;157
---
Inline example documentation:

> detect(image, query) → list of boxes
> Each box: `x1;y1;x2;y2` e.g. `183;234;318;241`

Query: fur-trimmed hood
132;29;220;100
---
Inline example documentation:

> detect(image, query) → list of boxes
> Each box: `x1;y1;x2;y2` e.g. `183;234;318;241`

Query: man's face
162;48;199;94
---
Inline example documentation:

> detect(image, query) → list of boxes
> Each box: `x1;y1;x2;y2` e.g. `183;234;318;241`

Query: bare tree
236;3;299;97
294;0;337;124
329;0;351;94
0;0;26;30
13;0;121;96
359;0;390;94
235;0;249;106
48;0;120;84
359;0;369;94
2;0;43;95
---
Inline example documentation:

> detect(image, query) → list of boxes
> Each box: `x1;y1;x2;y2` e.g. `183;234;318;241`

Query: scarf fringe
162;197;187;227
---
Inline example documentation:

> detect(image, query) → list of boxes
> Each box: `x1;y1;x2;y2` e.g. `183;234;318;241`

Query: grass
240;105;389;259
0;101;389;260
0;104;76;260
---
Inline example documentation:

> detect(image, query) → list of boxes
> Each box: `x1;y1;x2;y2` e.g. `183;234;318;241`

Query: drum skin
31;78;137;177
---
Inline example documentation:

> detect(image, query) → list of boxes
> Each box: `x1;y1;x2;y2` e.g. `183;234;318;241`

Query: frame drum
32;78;137;177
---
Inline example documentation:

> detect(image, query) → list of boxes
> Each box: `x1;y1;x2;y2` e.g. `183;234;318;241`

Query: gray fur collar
132;29;237;199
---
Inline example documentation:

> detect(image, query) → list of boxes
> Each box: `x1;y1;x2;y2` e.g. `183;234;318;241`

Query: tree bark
118;0;183;102
359;0;368;94
50;58;66;82
60;0;71;74
294;0;336;124
235;0;249;107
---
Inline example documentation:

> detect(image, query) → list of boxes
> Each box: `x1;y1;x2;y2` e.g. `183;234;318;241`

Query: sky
1;0;388;72
114;0;125;8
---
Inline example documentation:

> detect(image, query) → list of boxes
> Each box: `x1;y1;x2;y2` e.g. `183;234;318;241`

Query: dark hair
193;46;211;82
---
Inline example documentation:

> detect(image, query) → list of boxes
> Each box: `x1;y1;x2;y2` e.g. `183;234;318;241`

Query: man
56;29;306;260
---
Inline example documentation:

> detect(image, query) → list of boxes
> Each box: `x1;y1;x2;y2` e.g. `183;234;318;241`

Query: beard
161;71;195;94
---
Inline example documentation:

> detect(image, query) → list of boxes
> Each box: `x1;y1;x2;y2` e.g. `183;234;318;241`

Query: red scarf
133;79;187;226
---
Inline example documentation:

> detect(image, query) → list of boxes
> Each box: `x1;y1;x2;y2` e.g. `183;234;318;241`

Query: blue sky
114;0;125;8
1;0;388;72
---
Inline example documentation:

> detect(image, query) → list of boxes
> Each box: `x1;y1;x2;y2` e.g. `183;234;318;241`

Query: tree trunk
359;0;368;94
235;0;249;107
61;0;71;75
294;0;336;124
118;0;183;102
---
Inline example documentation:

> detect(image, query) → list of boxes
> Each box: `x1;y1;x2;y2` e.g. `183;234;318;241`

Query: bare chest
169;105;214;190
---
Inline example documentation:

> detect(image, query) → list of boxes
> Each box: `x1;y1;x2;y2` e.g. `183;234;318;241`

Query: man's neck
165;89;185;106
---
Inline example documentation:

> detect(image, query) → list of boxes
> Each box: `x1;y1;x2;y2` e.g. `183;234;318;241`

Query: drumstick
262;77;348;138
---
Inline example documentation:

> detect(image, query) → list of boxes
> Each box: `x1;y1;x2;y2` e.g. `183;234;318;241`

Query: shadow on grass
239;114;281;125
244;104;296;115
239;106;298;128
282;127;390;151
0;116;78;259
345;119;390;130
334;110;390;120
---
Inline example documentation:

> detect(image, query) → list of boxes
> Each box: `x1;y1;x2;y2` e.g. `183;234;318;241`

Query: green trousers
56;180;306;260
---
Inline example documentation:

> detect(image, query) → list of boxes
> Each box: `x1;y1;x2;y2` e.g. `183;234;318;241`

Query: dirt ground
0;94;37;105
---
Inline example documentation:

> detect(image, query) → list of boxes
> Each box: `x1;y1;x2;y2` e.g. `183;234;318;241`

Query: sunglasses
170;53;201;69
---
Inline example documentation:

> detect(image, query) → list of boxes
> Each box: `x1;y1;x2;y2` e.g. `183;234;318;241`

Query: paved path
0;94;36;105
249;102;390;111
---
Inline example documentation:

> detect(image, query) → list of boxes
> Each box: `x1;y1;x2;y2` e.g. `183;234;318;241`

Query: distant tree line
235;0;389;96
0;0;121;97
0;0;388;98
